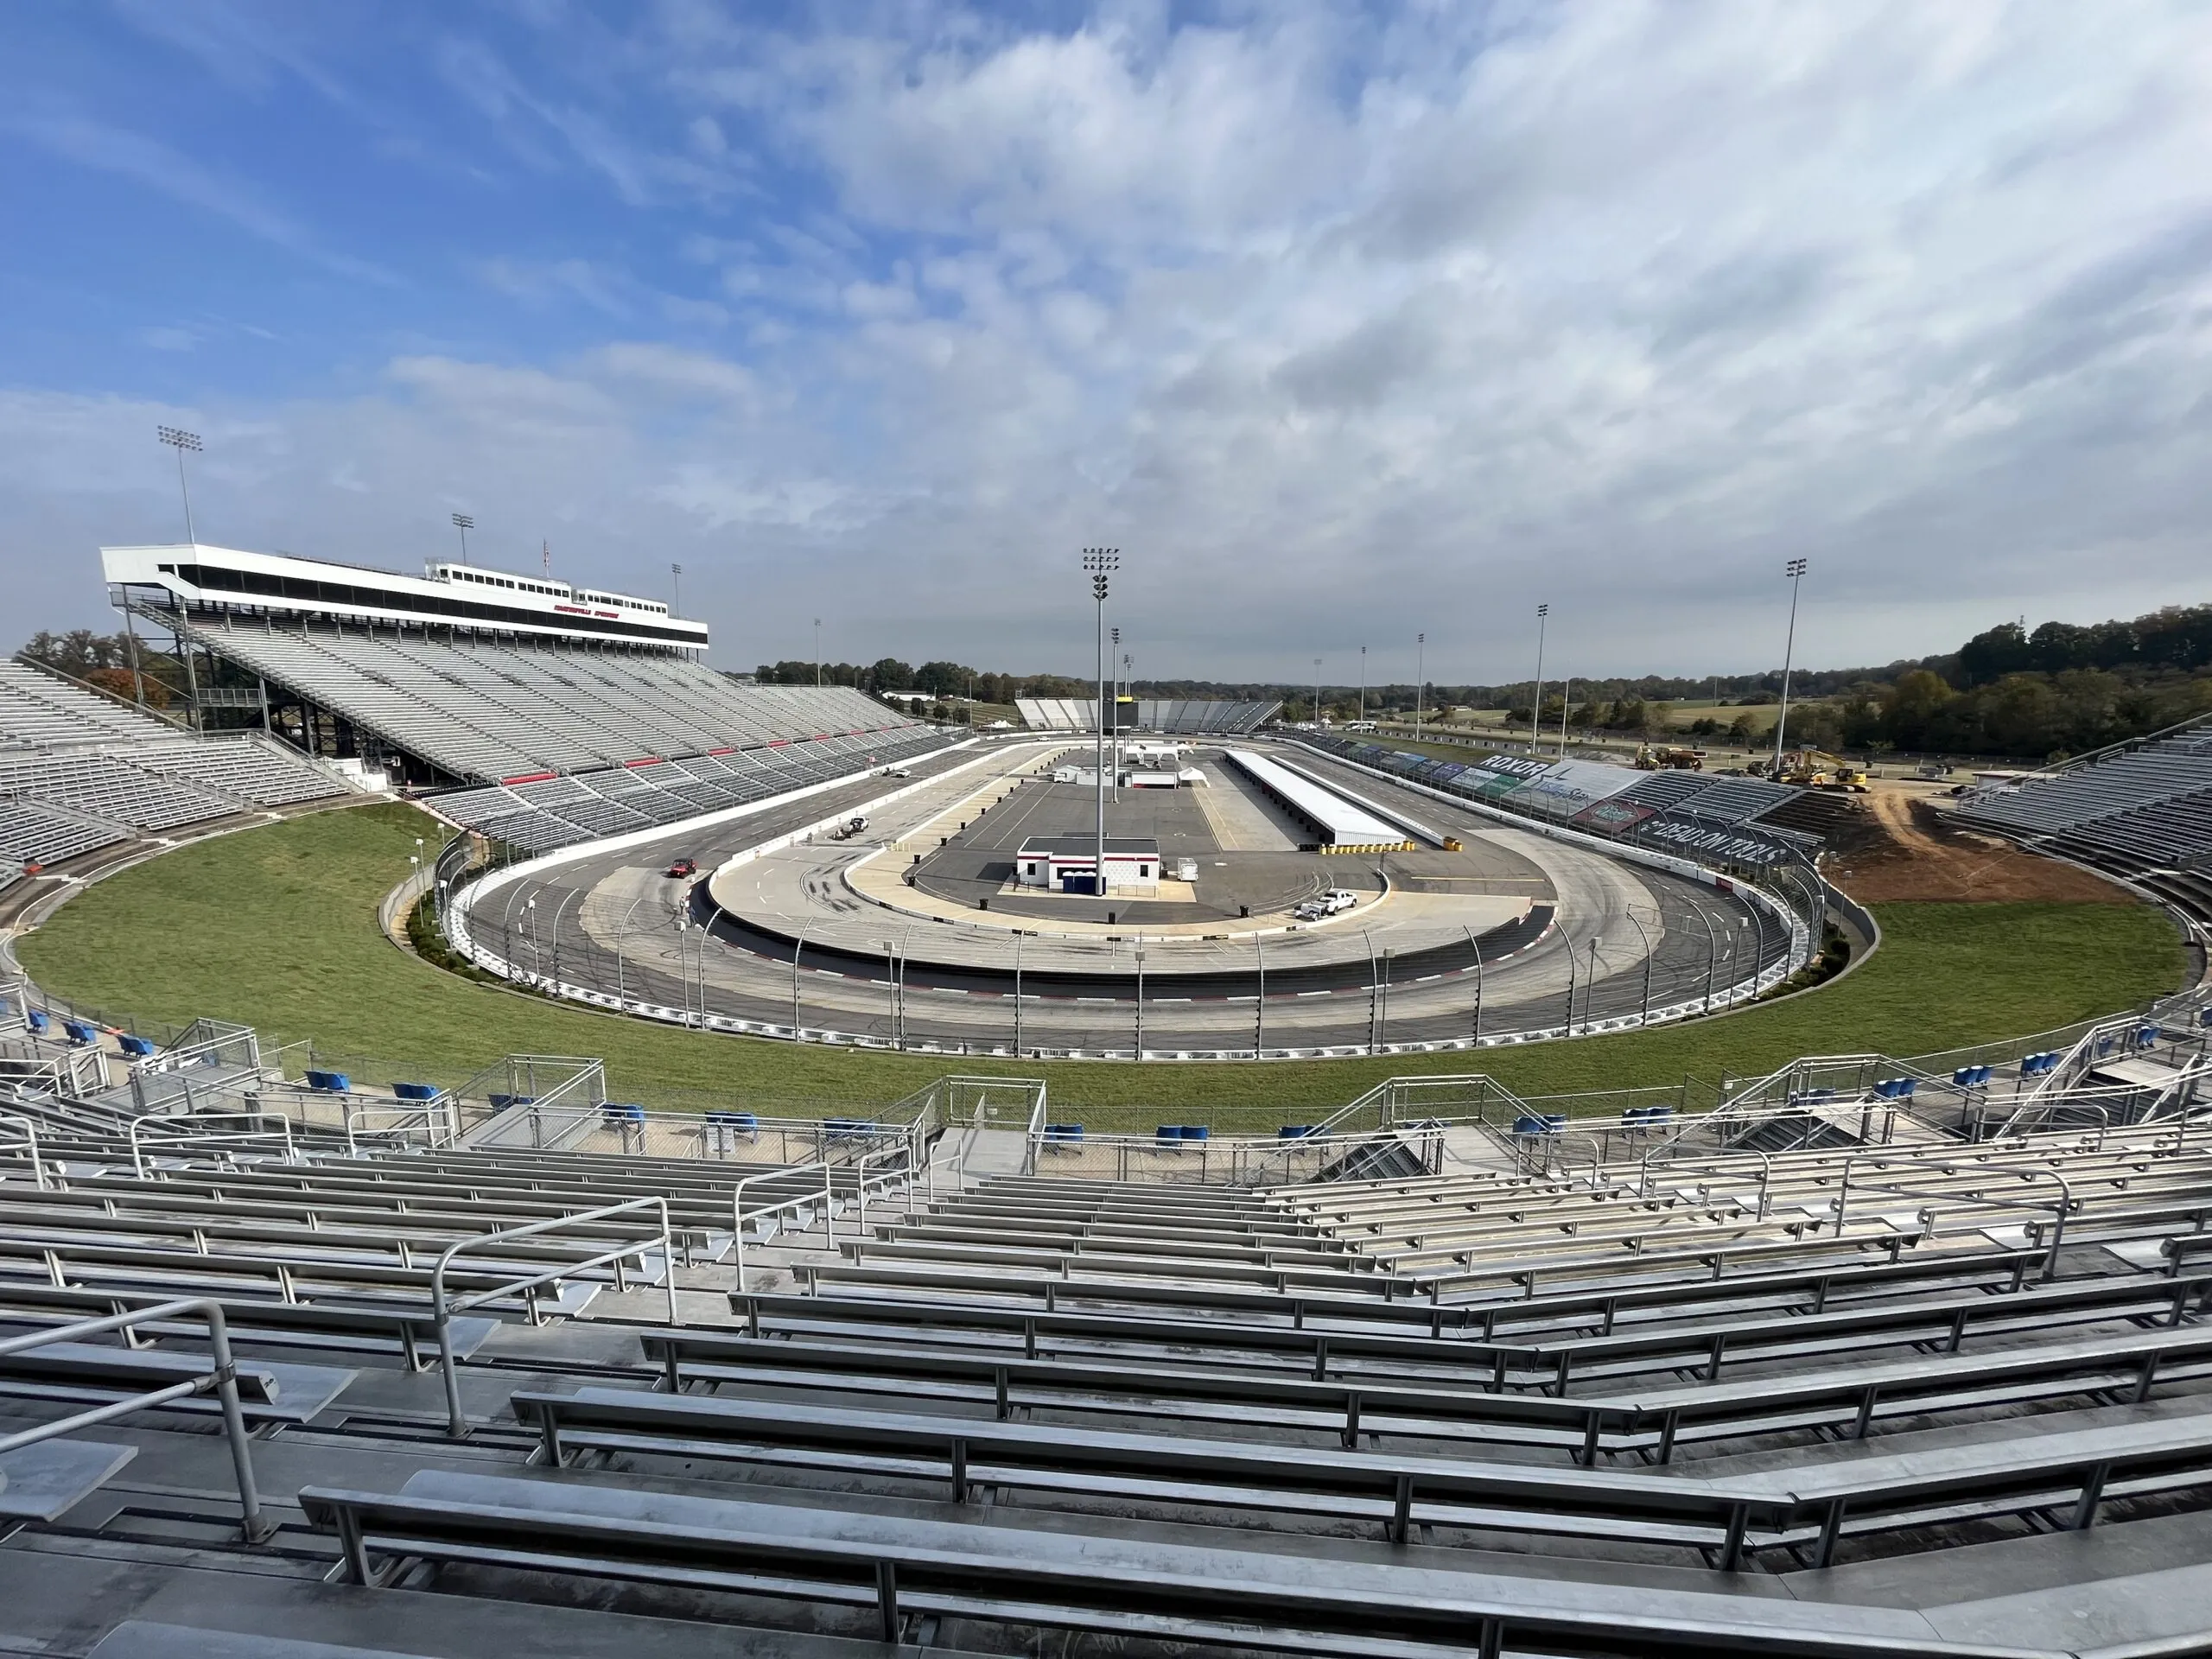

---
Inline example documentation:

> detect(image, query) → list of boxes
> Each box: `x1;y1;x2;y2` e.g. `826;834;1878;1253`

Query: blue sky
3;2;2210;683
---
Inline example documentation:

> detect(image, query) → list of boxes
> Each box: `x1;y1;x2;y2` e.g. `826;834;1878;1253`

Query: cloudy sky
3;3;2209;685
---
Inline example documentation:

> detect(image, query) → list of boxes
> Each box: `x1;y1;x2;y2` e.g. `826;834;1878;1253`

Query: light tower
1110;625;1122;802
1414;632;1427;734
450;512;473;561
1530;604;1549;753
1773;558;1808;775
156;426;201;543
1084;549;1119;899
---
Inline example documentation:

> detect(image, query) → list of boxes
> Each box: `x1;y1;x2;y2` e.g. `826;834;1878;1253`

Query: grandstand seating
176;613;930;784
429;723;954;851
1955;717;2212;932
8;1026;2212;1655
0;660;167;747
1015;696;1280;734
0;660;354;866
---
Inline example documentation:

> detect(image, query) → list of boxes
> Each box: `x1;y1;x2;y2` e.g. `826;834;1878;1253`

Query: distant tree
23;629;132;677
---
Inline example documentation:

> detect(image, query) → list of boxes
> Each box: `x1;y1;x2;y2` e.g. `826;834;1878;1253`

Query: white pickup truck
1294;888;1358;921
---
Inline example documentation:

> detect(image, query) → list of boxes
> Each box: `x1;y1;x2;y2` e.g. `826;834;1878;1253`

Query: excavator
1773;748;1871;792
1633;744;1705;772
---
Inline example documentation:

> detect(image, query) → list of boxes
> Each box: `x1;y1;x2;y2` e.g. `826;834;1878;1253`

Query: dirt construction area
1824;784;2133;904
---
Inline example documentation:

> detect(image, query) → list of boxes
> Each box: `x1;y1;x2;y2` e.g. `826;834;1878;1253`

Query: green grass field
16;801;2185;1128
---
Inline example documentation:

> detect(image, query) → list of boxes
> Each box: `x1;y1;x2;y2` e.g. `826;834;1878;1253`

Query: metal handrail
128;1113;297;1178
0;1110;48;1191
732;1147;931;1293
1828;1154;2072;1281
0;1298;270;1541
433;1196;676;1438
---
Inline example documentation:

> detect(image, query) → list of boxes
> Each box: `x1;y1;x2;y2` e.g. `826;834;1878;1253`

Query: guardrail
433;1197;677;1439
0;1299;272;1541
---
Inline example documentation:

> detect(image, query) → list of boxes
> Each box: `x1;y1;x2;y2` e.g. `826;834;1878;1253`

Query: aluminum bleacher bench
0;1280;499;1371
0;1440;138;1522
512;1387;1793;1555
0;1338;354;1424
641;1325;1642;1457
296;1468;2024;1656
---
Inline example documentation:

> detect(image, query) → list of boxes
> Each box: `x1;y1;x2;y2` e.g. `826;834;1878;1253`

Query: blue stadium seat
61;1020;96;1046
116;1034;156;1058
1277;1124;1315;1139
392;1082;439;1102
24;1010;48;1033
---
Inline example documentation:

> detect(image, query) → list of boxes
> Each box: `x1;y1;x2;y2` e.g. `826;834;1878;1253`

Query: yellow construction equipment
1775;749;1871;792
1633;744;1705;771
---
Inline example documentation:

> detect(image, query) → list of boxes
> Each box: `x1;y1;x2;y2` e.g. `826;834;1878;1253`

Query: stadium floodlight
1083;549;1120;894
1773;558;1809;776
814;618;822;688
156;426;202;543
450;513;474;560
1414;632;1427;734
1313;658;1322;728
1530;604;1549;753
1357;645;1365;728
671;562;682;617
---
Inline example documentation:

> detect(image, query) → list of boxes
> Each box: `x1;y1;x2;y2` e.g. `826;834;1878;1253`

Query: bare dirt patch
1825;786;2134;905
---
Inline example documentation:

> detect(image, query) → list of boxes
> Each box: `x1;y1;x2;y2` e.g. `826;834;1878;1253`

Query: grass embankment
17;802;2186;1128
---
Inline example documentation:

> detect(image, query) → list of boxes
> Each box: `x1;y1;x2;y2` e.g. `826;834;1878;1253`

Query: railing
0;1299;271;1541
128;1111;298;1177
433;1197;677;1438
731;1144;933;1294
0;1109;48;1190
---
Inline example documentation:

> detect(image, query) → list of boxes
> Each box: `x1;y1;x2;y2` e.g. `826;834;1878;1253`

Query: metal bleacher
428;723;955;852
178;613;926;786
11;1004;2212;1658
1955;716;2212;929
0;660;353;868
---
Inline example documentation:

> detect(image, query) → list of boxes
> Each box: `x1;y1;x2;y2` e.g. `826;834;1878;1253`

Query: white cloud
8;3;2212;683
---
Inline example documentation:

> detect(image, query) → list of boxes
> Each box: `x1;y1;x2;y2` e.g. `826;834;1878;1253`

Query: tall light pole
671;562;683;617
450;512;473;561
1084;549;1118;899
1110;626;1122;802
1530;604;1549;753
1357;645;1366;728
1414;632;1427;734
1559;676;1573;756
1773;558;1808;776
156;427;201;543
1313;658;1323;728
813;618;822;688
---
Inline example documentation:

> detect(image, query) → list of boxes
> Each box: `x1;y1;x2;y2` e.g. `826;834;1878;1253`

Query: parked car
664;857;697;878
882;766;912;778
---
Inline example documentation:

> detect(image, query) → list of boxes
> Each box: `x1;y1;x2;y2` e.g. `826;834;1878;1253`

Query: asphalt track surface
463;738;1792;1058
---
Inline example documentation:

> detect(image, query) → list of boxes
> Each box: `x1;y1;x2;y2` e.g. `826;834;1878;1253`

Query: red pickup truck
664;857;697;878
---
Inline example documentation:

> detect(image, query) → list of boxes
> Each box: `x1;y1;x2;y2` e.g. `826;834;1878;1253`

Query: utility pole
1084;550;1119;900
1357;645;1366;728
1313;658;1323;728
1530;604;1548;754
1414;632;1427;734
1773;559;1808;776
814;618;822;688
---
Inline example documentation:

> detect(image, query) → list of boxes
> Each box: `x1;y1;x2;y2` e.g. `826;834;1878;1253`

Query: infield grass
16;800;2188;1128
